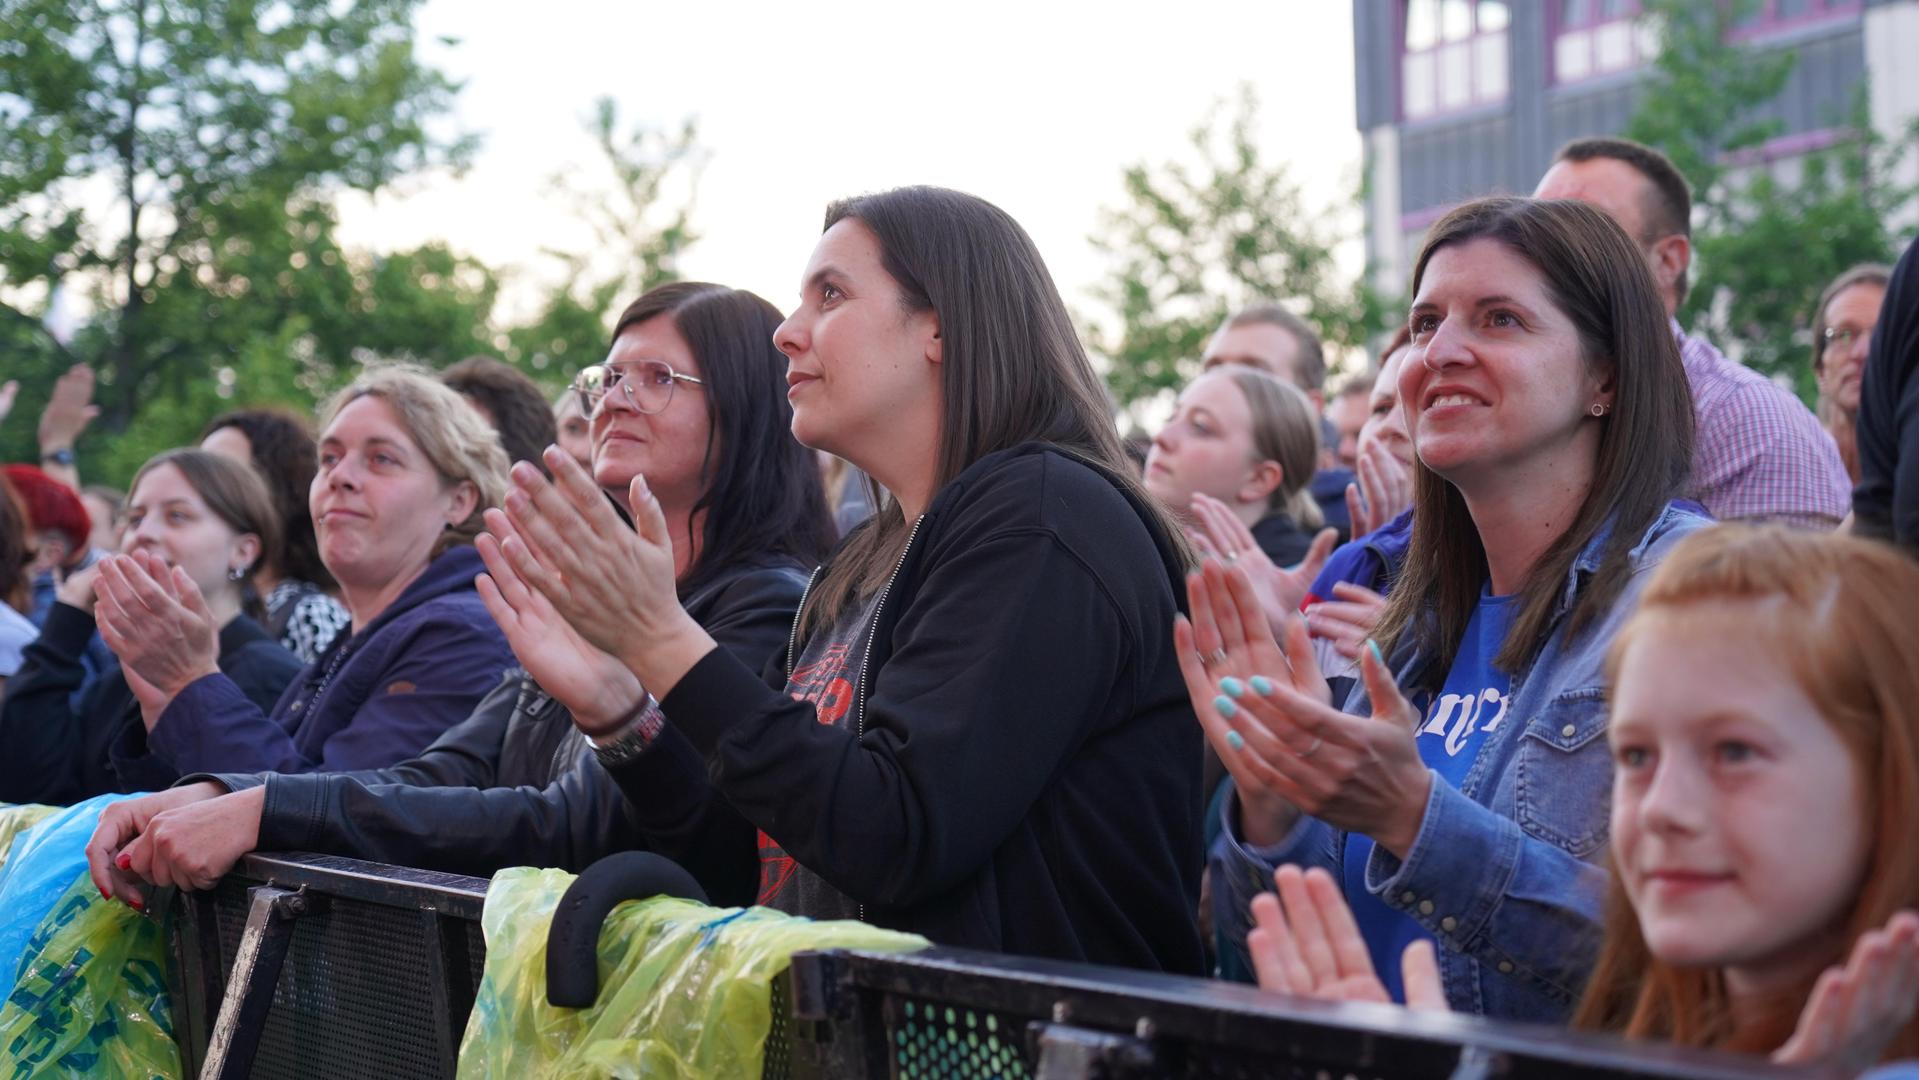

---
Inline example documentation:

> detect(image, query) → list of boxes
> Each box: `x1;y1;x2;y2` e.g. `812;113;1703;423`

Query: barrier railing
165;852;1832;1080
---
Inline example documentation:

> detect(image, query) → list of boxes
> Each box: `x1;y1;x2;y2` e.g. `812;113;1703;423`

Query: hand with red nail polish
85;781;228;899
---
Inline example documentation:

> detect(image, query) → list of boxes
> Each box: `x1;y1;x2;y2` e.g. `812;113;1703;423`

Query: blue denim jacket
1211;502;1713;1022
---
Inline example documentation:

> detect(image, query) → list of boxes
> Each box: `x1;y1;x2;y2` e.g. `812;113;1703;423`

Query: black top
613;442;1206;974
0;602;300;805
1855;231;1919;551
192;559;809;876
1250;510;1315;566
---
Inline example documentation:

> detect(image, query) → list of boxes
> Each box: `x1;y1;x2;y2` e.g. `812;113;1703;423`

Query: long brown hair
801;186;1186;635
1373;197;1694;685
1220;367;1323;529
1574;525;1919;1061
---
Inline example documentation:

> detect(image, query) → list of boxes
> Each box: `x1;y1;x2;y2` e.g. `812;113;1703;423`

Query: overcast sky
332;0;1367;332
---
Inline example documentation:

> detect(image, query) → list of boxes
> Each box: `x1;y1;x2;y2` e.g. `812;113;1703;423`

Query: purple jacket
149;546;514;775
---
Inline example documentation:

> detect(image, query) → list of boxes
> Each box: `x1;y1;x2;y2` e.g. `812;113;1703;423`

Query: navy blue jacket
148;546;514;774
0;602;300;804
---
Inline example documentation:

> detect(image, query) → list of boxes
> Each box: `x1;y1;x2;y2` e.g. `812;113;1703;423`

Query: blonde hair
1575;524;1919;1061
319;365;510;556
1220;366;1323;529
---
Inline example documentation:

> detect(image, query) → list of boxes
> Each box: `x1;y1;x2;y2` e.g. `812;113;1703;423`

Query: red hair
1574;525;1919;1060
0;465;90;566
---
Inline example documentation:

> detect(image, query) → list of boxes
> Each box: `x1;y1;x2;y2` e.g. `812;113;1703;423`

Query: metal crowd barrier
166;852;1830;1080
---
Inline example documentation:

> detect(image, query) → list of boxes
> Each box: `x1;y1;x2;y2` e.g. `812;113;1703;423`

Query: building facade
1352;0;1919;295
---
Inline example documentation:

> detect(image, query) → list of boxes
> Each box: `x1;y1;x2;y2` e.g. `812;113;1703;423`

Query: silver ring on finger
1298;734;1324;760
1223;550;1239;564
1202;647;1229;667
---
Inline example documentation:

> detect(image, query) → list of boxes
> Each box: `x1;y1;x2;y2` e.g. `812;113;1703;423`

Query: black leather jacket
193;559;807;875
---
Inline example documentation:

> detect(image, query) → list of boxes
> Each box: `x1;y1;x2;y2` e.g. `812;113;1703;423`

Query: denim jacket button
1497;960;1515;974
1440;916;1457;933
1560;723;1576;738
1418;900;1435;916
1399;890;1416;905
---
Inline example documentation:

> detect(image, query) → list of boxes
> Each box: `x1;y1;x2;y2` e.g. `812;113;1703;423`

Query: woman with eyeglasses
418;187;1205;973
1810;265;1890;485
76;367;516;789
86;284;832;893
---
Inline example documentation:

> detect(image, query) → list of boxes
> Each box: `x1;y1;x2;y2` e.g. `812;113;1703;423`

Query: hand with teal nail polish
1226;730;1245;751
1215;695;1239;719
1250;675;1274;696
1220;676;1245;698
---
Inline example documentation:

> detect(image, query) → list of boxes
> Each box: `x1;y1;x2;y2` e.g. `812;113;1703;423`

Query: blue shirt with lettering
1341;586;1518;1000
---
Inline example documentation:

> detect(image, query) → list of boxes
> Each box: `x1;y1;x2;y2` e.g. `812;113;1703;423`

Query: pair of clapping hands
85;447;716;904
1251;863;1919;1074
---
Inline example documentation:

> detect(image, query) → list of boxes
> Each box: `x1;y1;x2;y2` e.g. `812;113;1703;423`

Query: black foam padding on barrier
544;851;708;1008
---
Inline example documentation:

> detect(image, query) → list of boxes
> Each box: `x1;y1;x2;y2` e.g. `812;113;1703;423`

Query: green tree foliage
1088;86;1391;409
1628;0;1916;397
502;99;703;388
0;0;484;482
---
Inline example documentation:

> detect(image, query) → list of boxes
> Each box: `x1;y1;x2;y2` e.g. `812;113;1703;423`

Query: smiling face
123;463;256;603
1816;282;1885;417
1402;238;1610;492
1144;370;1279;518
589;314;713;513
773;219;943;466
1609;603;1870;988
310;395;475;590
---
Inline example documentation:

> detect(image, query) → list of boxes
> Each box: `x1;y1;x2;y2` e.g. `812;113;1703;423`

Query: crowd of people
0;135;1915;1073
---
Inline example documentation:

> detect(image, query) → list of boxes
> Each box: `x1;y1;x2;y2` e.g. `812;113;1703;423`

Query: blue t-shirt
1341;587;1518;1000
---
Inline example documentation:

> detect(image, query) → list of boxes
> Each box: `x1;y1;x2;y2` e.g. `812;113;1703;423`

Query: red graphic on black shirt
757;641;857;906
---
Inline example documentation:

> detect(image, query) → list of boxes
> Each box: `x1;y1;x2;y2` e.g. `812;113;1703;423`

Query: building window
1552;0;1658;84
1401;0;1510;121
1730;0;1863;39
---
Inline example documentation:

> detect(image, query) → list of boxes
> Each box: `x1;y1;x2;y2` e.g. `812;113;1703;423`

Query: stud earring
1589;403;1609;418
228;566;247;581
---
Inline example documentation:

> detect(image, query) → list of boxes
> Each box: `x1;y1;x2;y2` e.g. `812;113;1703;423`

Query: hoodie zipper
849;514;927;923
784;566;823;681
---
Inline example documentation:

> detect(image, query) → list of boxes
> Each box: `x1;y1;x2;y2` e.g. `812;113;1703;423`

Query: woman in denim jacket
1194;196;1708;1021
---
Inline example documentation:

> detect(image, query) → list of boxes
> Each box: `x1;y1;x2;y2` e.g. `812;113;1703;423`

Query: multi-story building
1352;0;1919;295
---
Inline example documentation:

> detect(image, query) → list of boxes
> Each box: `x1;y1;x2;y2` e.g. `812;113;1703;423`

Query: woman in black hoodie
485;188;1202;972
86;284;833;883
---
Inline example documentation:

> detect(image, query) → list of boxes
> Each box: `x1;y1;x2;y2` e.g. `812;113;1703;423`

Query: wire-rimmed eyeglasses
571;360;703;415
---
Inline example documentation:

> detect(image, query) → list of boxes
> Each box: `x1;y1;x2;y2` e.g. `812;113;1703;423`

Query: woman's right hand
85;781;228;904
1344;439;1413;539
1250;864;1447;1011
1175;560;1331;845
475;518;646;736
1187;493;1337;637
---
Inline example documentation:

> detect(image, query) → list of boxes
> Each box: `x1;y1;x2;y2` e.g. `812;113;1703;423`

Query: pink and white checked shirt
1675;320;1850;529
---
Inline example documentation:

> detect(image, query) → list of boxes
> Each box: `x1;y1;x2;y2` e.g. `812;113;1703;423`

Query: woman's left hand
1207;576;1432;859
115;785;266;892
1774;911;1919;1073
1303;582;1389;661
93;551;221;705
490;447;714;697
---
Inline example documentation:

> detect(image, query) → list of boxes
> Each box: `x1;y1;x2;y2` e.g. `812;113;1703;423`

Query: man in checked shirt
1535;136;1851;529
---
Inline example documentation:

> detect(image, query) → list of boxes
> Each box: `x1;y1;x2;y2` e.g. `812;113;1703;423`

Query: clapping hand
1250;864;1447;1011
1774;911;1919;1074
1177;559;1433;858
1343;440;1412;540
93;550;221;722
486;446;714;699
1185;492;1337;638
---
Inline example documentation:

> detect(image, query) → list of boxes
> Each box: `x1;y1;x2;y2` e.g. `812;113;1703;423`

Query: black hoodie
611;443;1205;974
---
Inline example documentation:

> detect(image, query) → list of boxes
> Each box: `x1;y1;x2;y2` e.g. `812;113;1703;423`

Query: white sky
332;0;1366;337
